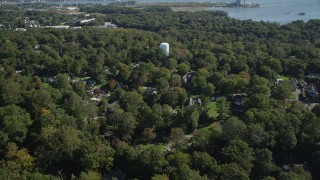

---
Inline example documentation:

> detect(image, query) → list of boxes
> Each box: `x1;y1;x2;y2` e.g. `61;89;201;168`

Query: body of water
210;0;320;24
138;0;320;24
45;0;320;24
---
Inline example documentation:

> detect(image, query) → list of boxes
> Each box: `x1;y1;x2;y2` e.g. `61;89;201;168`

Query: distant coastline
0;0;319;24
1;0;260;9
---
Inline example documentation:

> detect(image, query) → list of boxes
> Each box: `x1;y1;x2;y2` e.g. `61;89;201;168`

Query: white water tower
160;42;169;56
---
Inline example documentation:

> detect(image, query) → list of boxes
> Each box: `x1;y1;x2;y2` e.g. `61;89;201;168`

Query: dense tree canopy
0;3;320;179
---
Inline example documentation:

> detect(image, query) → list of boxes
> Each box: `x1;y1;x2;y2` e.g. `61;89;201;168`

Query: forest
1;4;320;180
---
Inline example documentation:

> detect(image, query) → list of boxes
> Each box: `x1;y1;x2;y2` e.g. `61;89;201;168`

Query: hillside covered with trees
1;4;320;180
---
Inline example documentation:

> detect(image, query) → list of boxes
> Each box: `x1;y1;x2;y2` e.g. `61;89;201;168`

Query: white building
66;7;78;11
104;22;118;28
160;42;169;56
45;26;70;29
80;18;95;24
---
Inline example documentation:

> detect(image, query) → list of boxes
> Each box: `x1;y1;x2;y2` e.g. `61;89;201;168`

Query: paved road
294;88;301;101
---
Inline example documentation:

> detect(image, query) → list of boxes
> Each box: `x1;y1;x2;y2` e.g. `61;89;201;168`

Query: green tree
78;137;114;172
152;174;169;180
118;112;138;140
171;164;204;180
252;148;279;178
0;105;32;144
219;163;249;180
169;128;185;147
35;125;81;173
0;80;23;106
177;62;190;75
73;82;87;97
161;89;179;107
216;97;230;120
78;171;101;180
202;83;215;96
3;143;34;177
168;152;191;167
165;58;177;70
191;151;220;179
248;75;270;95
272;83;294;100
55;73;71;90
141;128;157;143
120;91;144;115
137;146;168;179
249;93;270;109
222;117;247;141
221;140;254;174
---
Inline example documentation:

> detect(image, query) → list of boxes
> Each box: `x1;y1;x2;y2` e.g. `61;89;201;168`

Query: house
34;43;40;50
306;74;320;81
91;97;101;103
116;82;124;89
229;93;248;112
94;88;102;95
305;84;319;99
143;87;158;96
211;96;218;101
230;93;247;106
282;164;292;172
183;72;194;84
282;163;307;172
189;97;202;106
104;22;118;28
299;79;308;88
15;70;23;74
131;62;140;68
86;79;96;87
46;76;57;82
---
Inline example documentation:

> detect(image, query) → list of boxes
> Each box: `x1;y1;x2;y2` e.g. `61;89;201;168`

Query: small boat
298;12;306;16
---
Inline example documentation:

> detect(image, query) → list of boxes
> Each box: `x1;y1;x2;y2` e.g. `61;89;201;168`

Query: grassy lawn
141;143;167;152
42;83;50;88
207;102;219;118
278;74;290;80
290;92;296;99
198;122;222;134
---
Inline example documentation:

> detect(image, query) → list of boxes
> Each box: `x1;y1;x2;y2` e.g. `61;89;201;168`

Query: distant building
45;26;69;29
66;6;77;11
80;18;95;24
104;22;118;28
15;28;26;31
25;19;40;28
